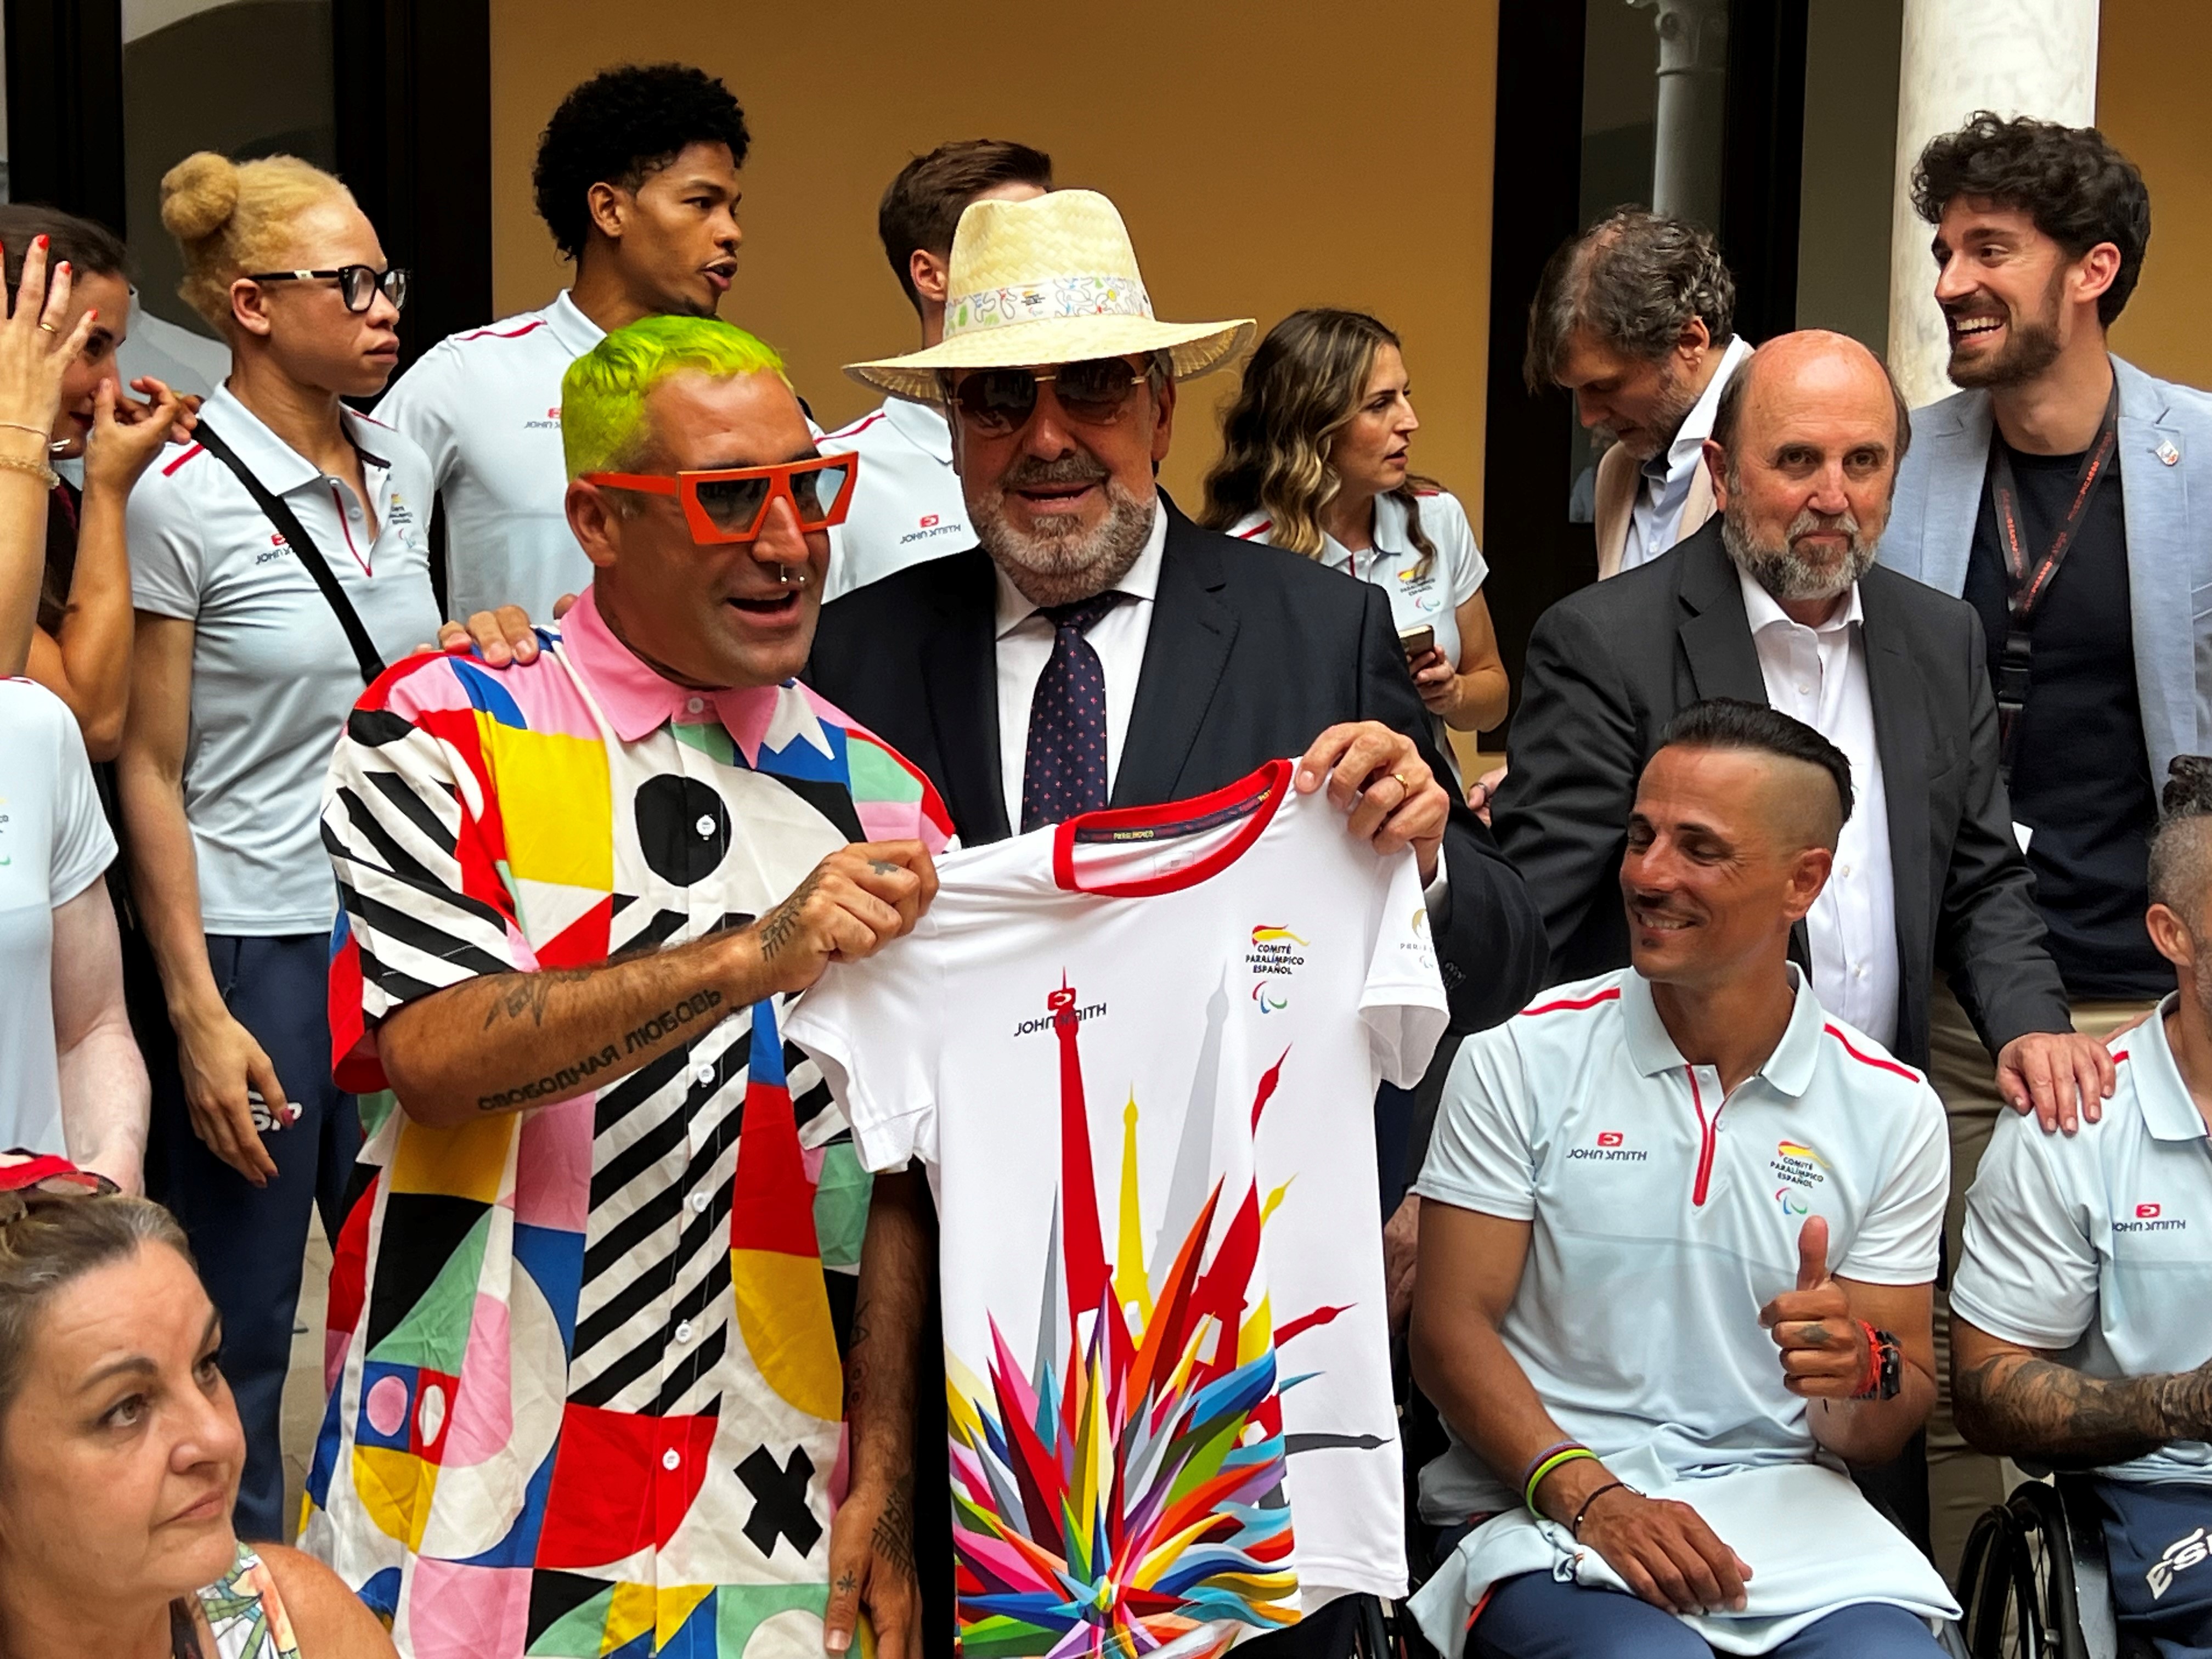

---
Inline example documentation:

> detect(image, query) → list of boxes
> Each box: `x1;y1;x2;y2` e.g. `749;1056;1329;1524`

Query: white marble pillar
1648;0;1732;232
1887;0;2100;407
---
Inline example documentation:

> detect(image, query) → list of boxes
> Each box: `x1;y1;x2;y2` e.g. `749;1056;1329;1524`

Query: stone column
1887;0;2100;407
1643;0;1731;232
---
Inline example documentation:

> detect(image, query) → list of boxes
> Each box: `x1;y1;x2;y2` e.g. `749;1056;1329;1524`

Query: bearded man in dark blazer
805;189;1546;1659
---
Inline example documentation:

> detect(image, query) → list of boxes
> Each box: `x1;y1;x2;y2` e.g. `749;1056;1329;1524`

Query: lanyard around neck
1989;385;2120;774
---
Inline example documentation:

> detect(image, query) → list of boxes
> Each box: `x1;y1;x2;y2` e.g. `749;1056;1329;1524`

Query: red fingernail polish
35;235;47;249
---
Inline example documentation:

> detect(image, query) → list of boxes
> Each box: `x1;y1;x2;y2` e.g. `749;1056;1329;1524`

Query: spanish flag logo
1250;925;1308;945
1776;1140;1827;1167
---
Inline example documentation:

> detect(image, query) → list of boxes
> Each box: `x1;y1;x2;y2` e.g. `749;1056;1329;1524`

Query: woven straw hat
846;189;1254;402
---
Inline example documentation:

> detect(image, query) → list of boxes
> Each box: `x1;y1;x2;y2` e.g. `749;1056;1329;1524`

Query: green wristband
1523;1445;1599;1515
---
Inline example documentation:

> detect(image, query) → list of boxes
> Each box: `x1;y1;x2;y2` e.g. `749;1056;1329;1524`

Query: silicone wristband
1515;1439;1583;1499
1523;1446;1599;1515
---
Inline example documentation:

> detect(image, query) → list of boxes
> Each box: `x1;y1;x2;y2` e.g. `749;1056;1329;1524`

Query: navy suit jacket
1493;520;2067;1070
806;501;1548;1033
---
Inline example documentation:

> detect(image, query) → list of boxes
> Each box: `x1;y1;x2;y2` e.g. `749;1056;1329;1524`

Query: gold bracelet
0;451;59;489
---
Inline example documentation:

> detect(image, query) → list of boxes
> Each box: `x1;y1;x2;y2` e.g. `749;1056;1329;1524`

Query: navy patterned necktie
1019;591;1126;833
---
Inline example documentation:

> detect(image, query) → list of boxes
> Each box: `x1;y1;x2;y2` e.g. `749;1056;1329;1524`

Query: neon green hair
561;315;789;479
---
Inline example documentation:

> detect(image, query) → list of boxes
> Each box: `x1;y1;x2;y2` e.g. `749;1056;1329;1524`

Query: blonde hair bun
161;151;354;333
159;151;241;244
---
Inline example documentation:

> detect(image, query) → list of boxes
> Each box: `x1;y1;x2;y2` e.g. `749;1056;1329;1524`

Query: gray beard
1720;498;1878;604
973;471;1156;609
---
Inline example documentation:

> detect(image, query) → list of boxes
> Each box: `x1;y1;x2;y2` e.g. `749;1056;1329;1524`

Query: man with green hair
310;314;950;1658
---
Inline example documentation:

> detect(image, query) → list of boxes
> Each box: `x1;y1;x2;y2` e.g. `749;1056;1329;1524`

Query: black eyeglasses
245;264;410;314
942;357;1153;436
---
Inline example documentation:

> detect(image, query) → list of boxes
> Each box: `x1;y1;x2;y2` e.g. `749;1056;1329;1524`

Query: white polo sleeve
126;469;206;620
1360;847;1450;1089
1949;1108;2100;1351
374;343;462;490
782;933;945;1176
1412;1023;1538;1221
1838;1082;1949;1284
47;700;116;904
1425;490;1488;606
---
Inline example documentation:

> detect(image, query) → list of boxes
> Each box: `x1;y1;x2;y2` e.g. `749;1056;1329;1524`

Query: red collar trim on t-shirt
1051;758;1293;897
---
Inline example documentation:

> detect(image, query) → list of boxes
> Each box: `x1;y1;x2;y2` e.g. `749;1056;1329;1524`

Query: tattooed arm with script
375;844;938;1128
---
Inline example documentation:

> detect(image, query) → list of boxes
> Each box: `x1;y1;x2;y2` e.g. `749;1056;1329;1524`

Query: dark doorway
1479;0;1810;733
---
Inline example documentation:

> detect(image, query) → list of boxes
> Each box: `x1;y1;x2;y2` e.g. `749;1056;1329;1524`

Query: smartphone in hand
1398;624;1436;660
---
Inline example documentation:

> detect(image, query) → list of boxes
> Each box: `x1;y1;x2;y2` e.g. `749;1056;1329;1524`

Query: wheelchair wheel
1957;1482;2106;1659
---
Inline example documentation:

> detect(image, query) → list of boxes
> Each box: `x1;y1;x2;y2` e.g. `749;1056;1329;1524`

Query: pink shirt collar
558;585;793;759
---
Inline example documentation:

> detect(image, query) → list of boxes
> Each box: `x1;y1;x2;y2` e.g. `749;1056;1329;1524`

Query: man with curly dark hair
1525;208;1753;579
378;61;750;628
1879;110;2212;1578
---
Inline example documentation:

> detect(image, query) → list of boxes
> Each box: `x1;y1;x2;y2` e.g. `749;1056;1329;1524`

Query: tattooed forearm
871;1472;918;1583
480;967;594;1030
623;988;723;1054
755;871;823;962
1954;1352;2212;1467
477;1042;619;1112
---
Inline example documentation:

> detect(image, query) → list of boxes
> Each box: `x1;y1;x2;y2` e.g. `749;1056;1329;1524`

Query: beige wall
489;2;1498;518
2098;0;2212;391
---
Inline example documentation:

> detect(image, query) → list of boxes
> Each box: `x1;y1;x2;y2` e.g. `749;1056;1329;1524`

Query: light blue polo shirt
1414;965;1949;1522
129;385;439;936
1953;994;2212;1485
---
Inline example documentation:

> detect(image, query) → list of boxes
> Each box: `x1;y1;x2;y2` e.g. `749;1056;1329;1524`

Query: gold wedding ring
35;321;57;334
1391;771;1410;789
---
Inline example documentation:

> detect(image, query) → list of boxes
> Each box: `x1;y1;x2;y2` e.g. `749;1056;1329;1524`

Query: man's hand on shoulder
1996;1029;2118;1135
1296;721;1448;883
425;593;580;665
741;841;940;998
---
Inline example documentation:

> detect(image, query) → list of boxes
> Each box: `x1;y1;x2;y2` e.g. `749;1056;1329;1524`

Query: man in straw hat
806;187;1548;1658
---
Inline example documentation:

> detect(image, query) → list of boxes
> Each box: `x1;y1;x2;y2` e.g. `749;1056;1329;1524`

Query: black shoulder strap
193;420;388;685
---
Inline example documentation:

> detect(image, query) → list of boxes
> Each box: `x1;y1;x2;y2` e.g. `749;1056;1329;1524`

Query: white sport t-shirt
0;679;117;1153
786;761;1448;1648
1227;489;1487;667
1952;996;2212;1486
129;386;441;935
817;397;973;601
375;291;603;625
1414;965;1949;1521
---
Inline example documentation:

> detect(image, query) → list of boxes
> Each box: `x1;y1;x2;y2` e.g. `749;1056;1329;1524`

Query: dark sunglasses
245;264;410;314
943;357;1153;436
582;455;860;544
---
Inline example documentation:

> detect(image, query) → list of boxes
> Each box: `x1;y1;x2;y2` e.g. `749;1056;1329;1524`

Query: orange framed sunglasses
582;454;860;544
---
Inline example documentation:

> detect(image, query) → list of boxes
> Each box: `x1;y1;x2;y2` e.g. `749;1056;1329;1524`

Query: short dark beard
1609;358;1703;463
1720;488;1878;605
1945;268;2067;390
972;454;1156;608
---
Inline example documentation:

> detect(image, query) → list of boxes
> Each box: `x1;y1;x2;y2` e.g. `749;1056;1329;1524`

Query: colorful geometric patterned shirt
307;586;952;1658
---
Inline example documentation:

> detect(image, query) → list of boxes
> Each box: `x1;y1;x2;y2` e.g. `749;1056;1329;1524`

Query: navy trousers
1471;1572;1948;1659
147;933;360;1542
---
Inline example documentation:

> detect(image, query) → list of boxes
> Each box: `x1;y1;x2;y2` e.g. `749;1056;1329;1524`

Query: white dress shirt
1620;335;1754;573
1739;566;1899;1045
994;504;1168;830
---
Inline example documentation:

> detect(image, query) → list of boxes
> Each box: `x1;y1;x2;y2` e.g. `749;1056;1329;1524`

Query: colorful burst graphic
947;976;1346;1658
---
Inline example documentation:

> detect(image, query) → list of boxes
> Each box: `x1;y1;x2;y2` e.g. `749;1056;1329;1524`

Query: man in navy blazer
1881;111;2212;1573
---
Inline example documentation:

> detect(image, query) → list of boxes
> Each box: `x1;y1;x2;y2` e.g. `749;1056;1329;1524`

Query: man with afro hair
379;61;749;628
1880;110;2212;1576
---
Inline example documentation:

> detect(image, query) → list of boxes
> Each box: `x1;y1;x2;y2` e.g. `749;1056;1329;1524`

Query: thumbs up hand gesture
1756;1216;1870;1398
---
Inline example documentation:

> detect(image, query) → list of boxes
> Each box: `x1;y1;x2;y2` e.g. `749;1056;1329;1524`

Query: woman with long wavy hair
1201;308;1506;755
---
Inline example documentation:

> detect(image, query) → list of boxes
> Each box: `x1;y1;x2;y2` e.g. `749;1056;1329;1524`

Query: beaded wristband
1523;1446;1598;1515
1852;1320;1883;1398
0;451;59;489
